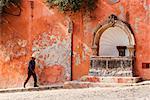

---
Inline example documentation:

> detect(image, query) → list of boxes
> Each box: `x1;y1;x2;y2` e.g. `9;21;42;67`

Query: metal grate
142;63;150;69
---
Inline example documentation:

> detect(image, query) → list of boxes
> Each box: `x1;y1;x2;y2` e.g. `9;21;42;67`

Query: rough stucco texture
0;0;150;88
0;0;71;88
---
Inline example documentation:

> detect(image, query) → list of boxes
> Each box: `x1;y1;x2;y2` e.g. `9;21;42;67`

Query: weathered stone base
64;76;142;89
64;80;144;89
80;76;141;83
90;56;134;77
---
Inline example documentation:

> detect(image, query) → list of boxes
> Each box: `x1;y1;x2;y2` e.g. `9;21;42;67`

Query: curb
0;85;63;93
135;81;150;86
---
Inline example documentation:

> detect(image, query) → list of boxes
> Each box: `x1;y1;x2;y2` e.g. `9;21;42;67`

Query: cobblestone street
0;85;150;100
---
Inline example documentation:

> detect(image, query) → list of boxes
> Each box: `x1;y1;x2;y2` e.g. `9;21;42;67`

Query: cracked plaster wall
0;0;72;88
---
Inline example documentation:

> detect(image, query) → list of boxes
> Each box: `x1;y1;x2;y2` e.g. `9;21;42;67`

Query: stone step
80;76;141;83
64;80;148;89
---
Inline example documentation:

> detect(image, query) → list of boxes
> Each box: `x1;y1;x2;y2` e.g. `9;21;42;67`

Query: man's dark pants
24;70;37;87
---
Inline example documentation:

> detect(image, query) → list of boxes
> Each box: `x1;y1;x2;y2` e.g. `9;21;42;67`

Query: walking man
24;53;39;88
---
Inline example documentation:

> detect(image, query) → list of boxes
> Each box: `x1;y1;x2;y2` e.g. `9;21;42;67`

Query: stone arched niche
99;27;129;57
92;14;135;57
90;14;135;77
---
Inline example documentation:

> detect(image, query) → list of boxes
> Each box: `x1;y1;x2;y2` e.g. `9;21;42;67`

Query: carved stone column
91;45;98;56
127;45;135;57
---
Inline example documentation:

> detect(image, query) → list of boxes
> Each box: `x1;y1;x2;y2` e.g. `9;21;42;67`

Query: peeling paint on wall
106;0;120;5
74;43;91;66
0;38;28;62
118;4;126;21
32;22;72;80
134;17;143;33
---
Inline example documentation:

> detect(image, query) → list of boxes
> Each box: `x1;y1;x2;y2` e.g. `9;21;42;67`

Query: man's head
31;57;36;60
31;53;36;60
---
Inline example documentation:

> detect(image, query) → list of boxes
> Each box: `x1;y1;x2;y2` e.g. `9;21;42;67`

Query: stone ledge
80;76;141;83
64;81;150;89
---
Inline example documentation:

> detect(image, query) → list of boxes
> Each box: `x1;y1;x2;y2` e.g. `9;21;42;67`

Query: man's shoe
34;84;39;87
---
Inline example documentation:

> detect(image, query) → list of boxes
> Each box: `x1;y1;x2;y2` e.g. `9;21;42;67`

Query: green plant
0;0;21;14
86;0;96;10
46;0;97;12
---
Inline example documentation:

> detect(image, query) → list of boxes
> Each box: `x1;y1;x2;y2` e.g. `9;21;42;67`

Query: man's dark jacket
28;60;35;72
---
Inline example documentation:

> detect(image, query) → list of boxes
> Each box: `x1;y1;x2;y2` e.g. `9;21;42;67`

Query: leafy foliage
46;0;97;12
86;0;96;10
0;0;21;14
0;0;21;10
0;0;21;7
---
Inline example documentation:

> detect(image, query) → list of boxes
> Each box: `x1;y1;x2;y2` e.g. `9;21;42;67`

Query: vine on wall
0;0;21;15
46;0;97;12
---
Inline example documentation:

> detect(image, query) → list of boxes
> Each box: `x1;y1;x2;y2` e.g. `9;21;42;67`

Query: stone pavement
0;80;150;93
1;84;150;100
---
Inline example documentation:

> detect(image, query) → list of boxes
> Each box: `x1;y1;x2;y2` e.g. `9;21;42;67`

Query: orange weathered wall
0;0;150;88
0;0;72;88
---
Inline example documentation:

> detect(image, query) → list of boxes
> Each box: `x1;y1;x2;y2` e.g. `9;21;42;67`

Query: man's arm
29;66;35;73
